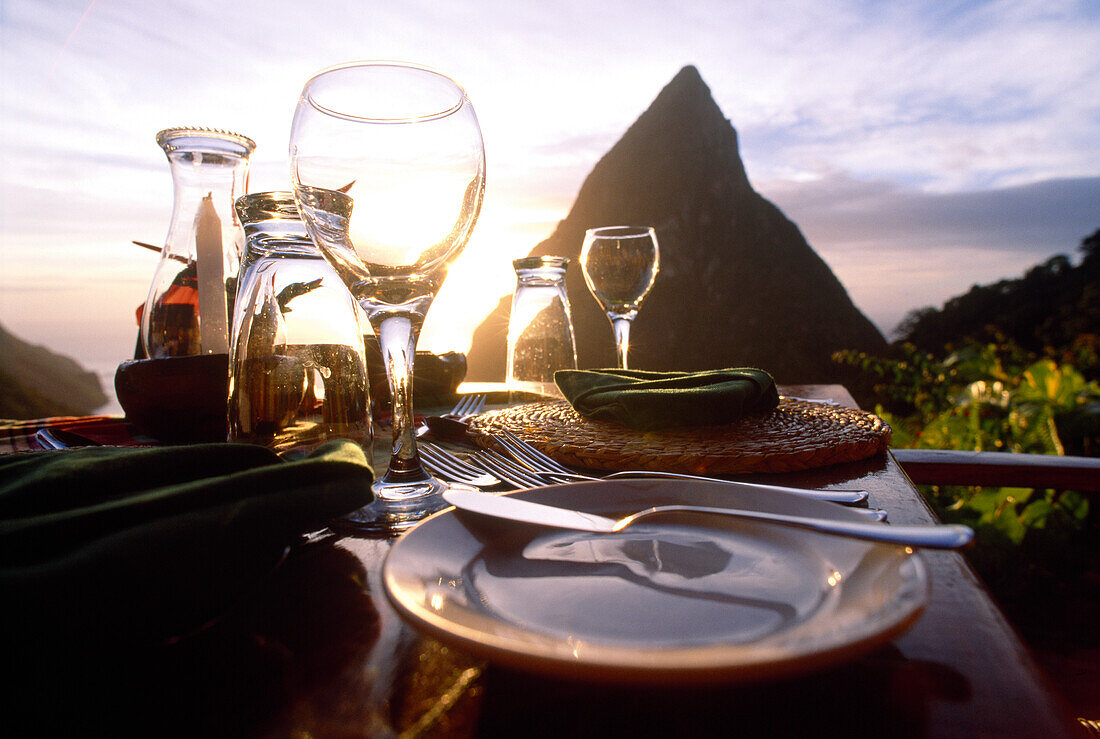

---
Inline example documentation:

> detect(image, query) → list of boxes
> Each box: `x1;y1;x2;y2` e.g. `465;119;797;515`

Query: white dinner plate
383;479;928;684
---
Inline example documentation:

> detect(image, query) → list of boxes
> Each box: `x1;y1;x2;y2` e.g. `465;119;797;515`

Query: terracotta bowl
115;354;229;443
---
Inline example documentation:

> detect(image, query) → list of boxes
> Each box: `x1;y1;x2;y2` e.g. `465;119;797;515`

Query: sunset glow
1;0;1098;412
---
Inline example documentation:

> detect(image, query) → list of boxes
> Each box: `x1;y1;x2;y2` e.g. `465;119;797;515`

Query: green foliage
838;340;1100;454
841;229;1100;640
834;340;1098;614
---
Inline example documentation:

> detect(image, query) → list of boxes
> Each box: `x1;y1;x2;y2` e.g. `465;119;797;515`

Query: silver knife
441;489;973;550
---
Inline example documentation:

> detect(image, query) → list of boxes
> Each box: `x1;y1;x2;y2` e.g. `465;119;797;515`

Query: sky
1;0;1098;411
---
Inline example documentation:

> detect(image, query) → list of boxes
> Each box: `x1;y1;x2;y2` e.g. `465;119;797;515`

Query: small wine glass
290;61;485;533
580;226;659;369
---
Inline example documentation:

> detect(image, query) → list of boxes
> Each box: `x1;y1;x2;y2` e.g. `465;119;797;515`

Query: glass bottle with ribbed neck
140;127;254;359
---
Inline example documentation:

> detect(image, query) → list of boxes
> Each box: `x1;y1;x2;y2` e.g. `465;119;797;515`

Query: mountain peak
466;67;886;381
568;66;747;226
654;64;712;106
672;63;704;85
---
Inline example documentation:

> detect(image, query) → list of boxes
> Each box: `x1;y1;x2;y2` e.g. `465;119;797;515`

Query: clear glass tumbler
507;256;577;399
229;192;372;456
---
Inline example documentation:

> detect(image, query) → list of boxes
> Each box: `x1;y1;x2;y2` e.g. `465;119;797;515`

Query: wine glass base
334;475;454;536
335;499;443;536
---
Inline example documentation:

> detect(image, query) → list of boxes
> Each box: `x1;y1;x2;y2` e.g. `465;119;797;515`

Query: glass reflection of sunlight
417;197;578;355
347;173;473;269
419;227;529;354
280;285;357;346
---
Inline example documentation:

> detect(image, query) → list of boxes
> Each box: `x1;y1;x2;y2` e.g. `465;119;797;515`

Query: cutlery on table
421;440;875;511
468;447;889;521
419;442;500;488
442;489;973;550
466;447;549;488
34;428;101;449
418;394;487;438
491;428;870;506
780;395;842;407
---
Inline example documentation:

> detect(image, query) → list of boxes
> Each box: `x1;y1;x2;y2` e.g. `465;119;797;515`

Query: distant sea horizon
49;309;903;421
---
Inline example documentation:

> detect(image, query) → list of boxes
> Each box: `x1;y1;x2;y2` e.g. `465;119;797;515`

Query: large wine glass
290;61;485;532
580;226;659;369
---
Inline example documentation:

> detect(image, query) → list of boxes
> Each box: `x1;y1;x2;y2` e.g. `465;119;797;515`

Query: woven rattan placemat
465;398;891;474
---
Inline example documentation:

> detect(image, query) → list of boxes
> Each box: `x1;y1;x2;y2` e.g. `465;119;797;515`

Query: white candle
195;193;229;354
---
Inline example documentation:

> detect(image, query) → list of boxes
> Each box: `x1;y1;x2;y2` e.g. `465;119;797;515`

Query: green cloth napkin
0;440;373;646
555;368;780;430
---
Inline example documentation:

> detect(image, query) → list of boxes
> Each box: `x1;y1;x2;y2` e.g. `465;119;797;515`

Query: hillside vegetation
835;229;1099;680
840;228;1100;454
0;322;107;419
898;228;1100;376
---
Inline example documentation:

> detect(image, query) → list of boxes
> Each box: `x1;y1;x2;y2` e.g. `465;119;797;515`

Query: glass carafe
506;256;577;399
229;192;372;456
140;127;255;358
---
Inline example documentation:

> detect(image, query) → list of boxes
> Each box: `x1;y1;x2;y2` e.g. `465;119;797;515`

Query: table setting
0;59;1083;737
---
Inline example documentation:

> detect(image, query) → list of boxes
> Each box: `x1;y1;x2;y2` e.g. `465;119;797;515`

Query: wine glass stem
372;313;424;480
611;316;633;369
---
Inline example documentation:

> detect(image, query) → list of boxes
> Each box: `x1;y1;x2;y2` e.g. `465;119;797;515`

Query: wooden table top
4;385;1083;737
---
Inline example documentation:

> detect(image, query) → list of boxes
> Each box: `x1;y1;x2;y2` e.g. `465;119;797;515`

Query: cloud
710;1;1100;190
761;173;1100;254
757;172;1100;336
1;0;1098;366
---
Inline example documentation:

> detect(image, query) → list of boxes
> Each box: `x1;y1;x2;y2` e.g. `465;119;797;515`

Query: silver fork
419;442;500;488
418;394;488;438
447;394;487;419
470;448;555;489
491;428;871;507
470;448;888;522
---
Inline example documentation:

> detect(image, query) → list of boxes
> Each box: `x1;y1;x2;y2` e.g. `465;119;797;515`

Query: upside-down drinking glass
580;226;659;369
290;61;485;532
507;256;577;400
229;192;372;457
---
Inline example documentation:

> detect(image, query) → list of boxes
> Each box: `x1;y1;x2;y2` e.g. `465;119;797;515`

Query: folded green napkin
0;440;373;646
555;368;780;430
